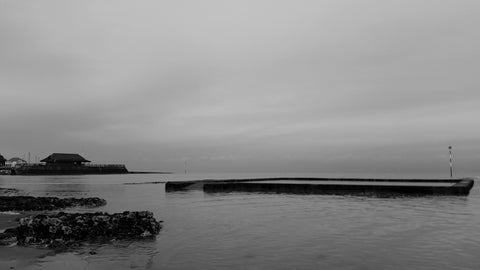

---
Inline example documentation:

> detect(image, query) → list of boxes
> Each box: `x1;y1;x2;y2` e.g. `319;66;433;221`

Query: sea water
1;173;479;269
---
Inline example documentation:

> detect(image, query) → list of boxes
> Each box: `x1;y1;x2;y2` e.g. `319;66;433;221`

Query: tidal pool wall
166;178;475;196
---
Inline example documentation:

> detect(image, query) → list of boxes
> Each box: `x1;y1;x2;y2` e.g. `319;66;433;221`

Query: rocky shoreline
0;196;106;211
0;192;163;251
1;211;162;249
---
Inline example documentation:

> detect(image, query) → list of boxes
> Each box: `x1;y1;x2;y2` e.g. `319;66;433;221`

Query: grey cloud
1;0;479;175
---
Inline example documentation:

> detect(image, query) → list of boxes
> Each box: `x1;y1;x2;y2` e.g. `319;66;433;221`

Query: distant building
40;153;91;166
6;157;27;167
0;154;5;166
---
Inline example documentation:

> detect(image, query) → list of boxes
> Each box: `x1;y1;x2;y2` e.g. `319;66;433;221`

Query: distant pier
0;153;129;175
11;163;128;175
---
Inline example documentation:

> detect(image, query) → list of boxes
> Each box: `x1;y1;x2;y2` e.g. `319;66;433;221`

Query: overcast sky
1;0;479;176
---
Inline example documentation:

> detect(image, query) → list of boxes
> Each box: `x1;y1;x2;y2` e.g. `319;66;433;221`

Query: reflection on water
0;174;479;269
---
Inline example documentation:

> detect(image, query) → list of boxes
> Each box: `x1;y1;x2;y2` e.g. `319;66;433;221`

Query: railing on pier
17;163;43;167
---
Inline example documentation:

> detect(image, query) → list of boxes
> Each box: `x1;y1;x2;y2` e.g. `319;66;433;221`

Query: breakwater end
166;177;475;196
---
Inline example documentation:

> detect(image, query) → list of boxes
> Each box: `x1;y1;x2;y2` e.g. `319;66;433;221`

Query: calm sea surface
1;173;479;270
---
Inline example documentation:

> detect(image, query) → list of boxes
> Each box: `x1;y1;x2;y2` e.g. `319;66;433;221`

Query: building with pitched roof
40;153;91;166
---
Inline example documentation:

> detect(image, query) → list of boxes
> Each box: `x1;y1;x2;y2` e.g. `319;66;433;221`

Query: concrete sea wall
166;178;475;196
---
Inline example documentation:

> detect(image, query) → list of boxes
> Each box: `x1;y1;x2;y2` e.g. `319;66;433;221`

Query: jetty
1;153;128;175
165;177;475;196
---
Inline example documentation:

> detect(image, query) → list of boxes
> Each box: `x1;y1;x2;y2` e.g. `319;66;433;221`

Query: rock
0;196;106;211
2;211;162;249
0;228;17;246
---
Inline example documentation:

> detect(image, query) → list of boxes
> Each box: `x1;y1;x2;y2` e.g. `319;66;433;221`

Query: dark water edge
1;173;479;270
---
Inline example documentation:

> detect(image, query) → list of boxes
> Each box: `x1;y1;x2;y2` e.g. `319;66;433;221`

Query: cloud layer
1;0;479;176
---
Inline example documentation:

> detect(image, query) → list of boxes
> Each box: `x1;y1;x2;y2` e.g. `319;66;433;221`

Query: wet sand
1;211;52;269
0;245;53;269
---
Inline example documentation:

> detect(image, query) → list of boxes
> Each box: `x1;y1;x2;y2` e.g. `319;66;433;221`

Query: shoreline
0;210;46;269
0;245;53;269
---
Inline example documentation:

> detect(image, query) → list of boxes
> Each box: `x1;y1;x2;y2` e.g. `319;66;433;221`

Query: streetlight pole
448;146;453;178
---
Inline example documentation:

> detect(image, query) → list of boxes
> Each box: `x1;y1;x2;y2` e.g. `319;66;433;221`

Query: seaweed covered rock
0;228;17;246
0;196;106;211
11;211;162;248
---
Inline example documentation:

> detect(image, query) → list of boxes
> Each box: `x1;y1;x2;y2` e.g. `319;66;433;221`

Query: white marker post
448;146;453;178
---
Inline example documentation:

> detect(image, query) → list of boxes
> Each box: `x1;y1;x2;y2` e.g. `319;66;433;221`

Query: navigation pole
448;146;453;178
